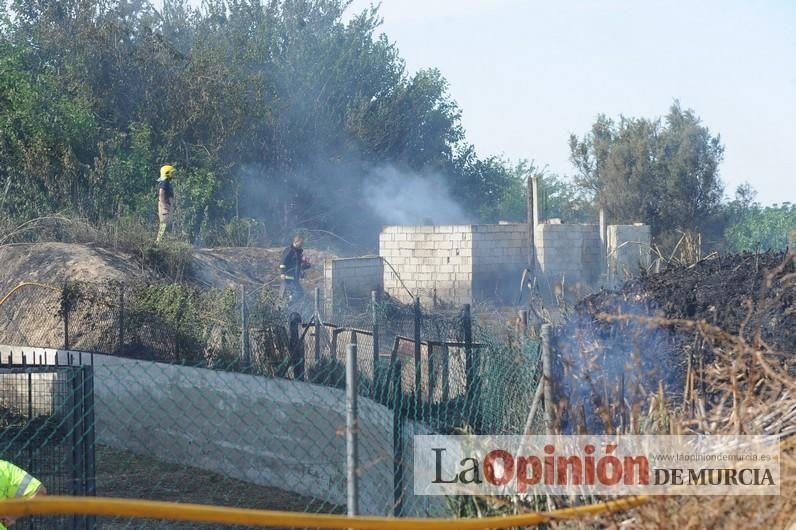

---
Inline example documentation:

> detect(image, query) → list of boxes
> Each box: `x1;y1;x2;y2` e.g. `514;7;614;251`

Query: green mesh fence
0;281;543;528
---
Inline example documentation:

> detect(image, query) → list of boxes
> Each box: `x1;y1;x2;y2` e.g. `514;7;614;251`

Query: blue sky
345;0;796;206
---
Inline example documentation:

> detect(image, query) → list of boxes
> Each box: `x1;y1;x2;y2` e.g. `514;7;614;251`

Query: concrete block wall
381;221;651;303
380;225;473;305
471;223;530;303
534;223;602;290
607;224;652;284
380;224;529;305
323;257;383;318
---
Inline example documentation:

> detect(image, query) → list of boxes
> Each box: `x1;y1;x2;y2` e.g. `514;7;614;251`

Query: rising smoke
362;164;470;226
237;159;472;252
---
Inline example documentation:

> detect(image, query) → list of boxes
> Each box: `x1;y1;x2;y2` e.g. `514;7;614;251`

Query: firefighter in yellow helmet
156;165;176;243
0;459;46;528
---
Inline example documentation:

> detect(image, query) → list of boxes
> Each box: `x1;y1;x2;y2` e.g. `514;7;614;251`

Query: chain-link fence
0;281;544;528
0;362;95;529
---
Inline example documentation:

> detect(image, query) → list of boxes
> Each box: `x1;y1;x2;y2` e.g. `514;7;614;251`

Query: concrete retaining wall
0;346;443;516
0;347;75;416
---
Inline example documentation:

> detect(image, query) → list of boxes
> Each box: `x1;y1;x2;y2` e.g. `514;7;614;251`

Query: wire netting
0;364;94;530
0;281;544;528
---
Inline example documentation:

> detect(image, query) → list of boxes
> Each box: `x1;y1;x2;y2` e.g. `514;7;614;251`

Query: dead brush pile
580;250;796;353
550;252;795;528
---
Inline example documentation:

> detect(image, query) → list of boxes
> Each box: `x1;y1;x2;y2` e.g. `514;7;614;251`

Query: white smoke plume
363;165;470;226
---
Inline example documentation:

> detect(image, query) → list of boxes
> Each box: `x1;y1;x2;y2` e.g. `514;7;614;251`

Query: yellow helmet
160;165;176;179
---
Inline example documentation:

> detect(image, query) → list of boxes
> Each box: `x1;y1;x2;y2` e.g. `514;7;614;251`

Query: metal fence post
427;343;435;410
371;290;379;380
27;370;33;498
541;323;553;434
464;304;474;412
314;287;321;363
241;285;250;369
391;358;404;517
117;287;125;354
413;296;421;398
63;283;70;351
82;365;97;530
441;344;450;403
289;313;304;381
346;343;359;516
70;368;85;529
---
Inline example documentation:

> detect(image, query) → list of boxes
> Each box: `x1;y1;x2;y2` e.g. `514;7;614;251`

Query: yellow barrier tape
0;495;649;529
0;281;59;308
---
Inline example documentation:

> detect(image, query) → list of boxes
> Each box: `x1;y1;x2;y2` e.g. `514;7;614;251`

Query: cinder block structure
323;257;383;317
607;224;652;283
379;224;528;305
326;179;652;307
378;220;651;305
534;223;602;288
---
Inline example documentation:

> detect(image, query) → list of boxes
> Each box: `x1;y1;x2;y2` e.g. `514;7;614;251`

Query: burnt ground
552;251;795;432
578;250;796;352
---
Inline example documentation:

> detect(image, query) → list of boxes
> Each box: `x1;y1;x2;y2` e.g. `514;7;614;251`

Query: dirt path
95;445;342;529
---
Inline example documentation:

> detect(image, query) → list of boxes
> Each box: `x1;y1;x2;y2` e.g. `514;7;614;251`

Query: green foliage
307;358;347;388
725;203;796;252
451;153;533;223
144;241;195;281
569;102;724;244
0;41;97;219
126;282;238;362
539;173;594;223
93;122;156;219
3;0;507;247
203;216;270;248
6;0;752;253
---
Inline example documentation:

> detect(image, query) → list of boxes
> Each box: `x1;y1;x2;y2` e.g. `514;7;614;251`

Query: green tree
724;199;796;252
0;41;97;219
0;0;520;248
539;174;594;224
569;102;724;245
449;149;524;222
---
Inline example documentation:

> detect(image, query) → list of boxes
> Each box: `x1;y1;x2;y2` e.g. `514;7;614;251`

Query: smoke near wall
363;165;470;226
236;160;472;252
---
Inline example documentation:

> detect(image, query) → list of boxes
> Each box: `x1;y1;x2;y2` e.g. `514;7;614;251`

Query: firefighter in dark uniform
280;234;311;312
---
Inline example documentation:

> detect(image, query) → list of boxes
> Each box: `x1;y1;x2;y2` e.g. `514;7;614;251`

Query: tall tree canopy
569;102;724;243
0;0;519;248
